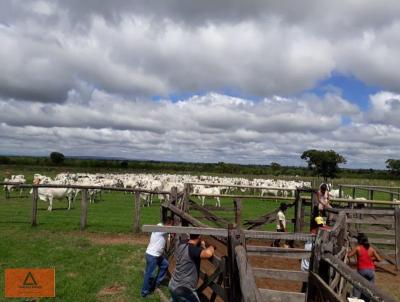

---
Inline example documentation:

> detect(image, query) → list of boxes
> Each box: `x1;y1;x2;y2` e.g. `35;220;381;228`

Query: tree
270;162;282;170
120;160;129;168
386;159;400;175
50;152;65;165
301;149;346;181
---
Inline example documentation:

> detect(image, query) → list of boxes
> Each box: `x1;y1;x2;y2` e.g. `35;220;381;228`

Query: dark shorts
170;286;200;302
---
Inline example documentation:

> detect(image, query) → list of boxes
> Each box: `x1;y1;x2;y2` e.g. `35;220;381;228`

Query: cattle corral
1;172;400;301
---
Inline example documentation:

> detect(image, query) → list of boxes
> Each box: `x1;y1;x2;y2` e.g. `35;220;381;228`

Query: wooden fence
0;182;170;231
338;184;400;201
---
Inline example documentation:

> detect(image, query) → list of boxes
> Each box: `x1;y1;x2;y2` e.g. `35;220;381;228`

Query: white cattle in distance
4;174;26;197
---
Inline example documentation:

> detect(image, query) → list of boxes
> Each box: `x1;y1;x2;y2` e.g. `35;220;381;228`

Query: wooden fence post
5;185;9;199
182;183;190;213
395;206;400;270
133;191;141;233
226;224;245;302
295;190;302;233
80;189;88;230
31;187;38;226
368;189;373;200
234;198;242;227
352;187;356;199
338;185;342;198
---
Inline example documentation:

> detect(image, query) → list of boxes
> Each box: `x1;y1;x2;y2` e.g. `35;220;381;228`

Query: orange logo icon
5;268;55;297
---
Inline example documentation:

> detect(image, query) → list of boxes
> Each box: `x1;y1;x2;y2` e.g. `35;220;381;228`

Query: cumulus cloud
2;89;399;168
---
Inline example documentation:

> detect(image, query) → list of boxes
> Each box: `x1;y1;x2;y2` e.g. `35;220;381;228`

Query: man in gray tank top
169;233;215;302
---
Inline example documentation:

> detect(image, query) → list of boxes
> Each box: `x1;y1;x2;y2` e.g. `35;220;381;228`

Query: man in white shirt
273;203;288;247
141;217;173;297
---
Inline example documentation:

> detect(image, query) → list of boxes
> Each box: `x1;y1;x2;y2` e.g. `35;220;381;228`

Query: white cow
4;175;26;197
32;178;76;211
194;186;221;207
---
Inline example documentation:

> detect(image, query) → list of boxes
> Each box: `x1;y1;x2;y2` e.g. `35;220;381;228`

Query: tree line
0;151;399;180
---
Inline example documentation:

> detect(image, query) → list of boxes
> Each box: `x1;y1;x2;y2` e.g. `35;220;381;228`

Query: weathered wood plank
163;202;209;228
189;200;230;227
142;225;227;236
308;272;345;302
80;189;88;230
347;218;394;225
235;245;263;302
253;268;308;282
247;246;311;259
258;289;305;302
244;230;315;241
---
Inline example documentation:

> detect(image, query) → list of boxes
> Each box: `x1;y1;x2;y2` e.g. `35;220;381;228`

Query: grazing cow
32;178;76;211
193;186;221;207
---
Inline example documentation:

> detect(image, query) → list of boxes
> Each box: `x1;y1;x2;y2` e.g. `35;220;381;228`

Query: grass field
1;167;399;301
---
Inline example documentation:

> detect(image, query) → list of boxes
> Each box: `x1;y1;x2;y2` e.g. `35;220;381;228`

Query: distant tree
270;162;281;170
50;152;65;165
386;159;400;175
120;160;129;168
301;149;346;181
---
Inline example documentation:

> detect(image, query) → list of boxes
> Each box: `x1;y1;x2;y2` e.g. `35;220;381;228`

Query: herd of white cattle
3;173;312;211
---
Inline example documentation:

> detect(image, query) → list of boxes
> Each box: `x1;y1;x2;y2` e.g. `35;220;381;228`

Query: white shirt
146;223;168;257
301;240;313;271
276;210;286;230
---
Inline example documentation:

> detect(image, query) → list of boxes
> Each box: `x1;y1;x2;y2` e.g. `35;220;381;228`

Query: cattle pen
1;181;400;301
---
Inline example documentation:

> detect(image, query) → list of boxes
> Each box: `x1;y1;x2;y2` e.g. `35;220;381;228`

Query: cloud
1;1;400;168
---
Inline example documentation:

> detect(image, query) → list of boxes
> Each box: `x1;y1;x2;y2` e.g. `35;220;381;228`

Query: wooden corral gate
143;186;398;302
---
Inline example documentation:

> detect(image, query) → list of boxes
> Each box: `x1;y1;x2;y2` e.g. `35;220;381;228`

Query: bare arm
200;246;215;259
347;246;358;258
372;249;382;262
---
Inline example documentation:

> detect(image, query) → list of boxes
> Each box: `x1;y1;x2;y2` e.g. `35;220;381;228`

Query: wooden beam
246;246;311;259
189;200;230;227
191;193;295;201
163;202;209;228
253;268;308;282
142;225;228;237
308;272;345;302
235;245;263;302
244;230;315;241
258;289;305;302
328;208;395;215
347;218;394;225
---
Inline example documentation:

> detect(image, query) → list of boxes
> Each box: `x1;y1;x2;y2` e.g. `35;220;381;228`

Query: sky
1;1;400;169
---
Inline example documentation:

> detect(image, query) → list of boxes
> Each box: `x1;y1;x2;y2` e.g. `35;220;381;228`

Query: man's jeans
141;253;169;297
